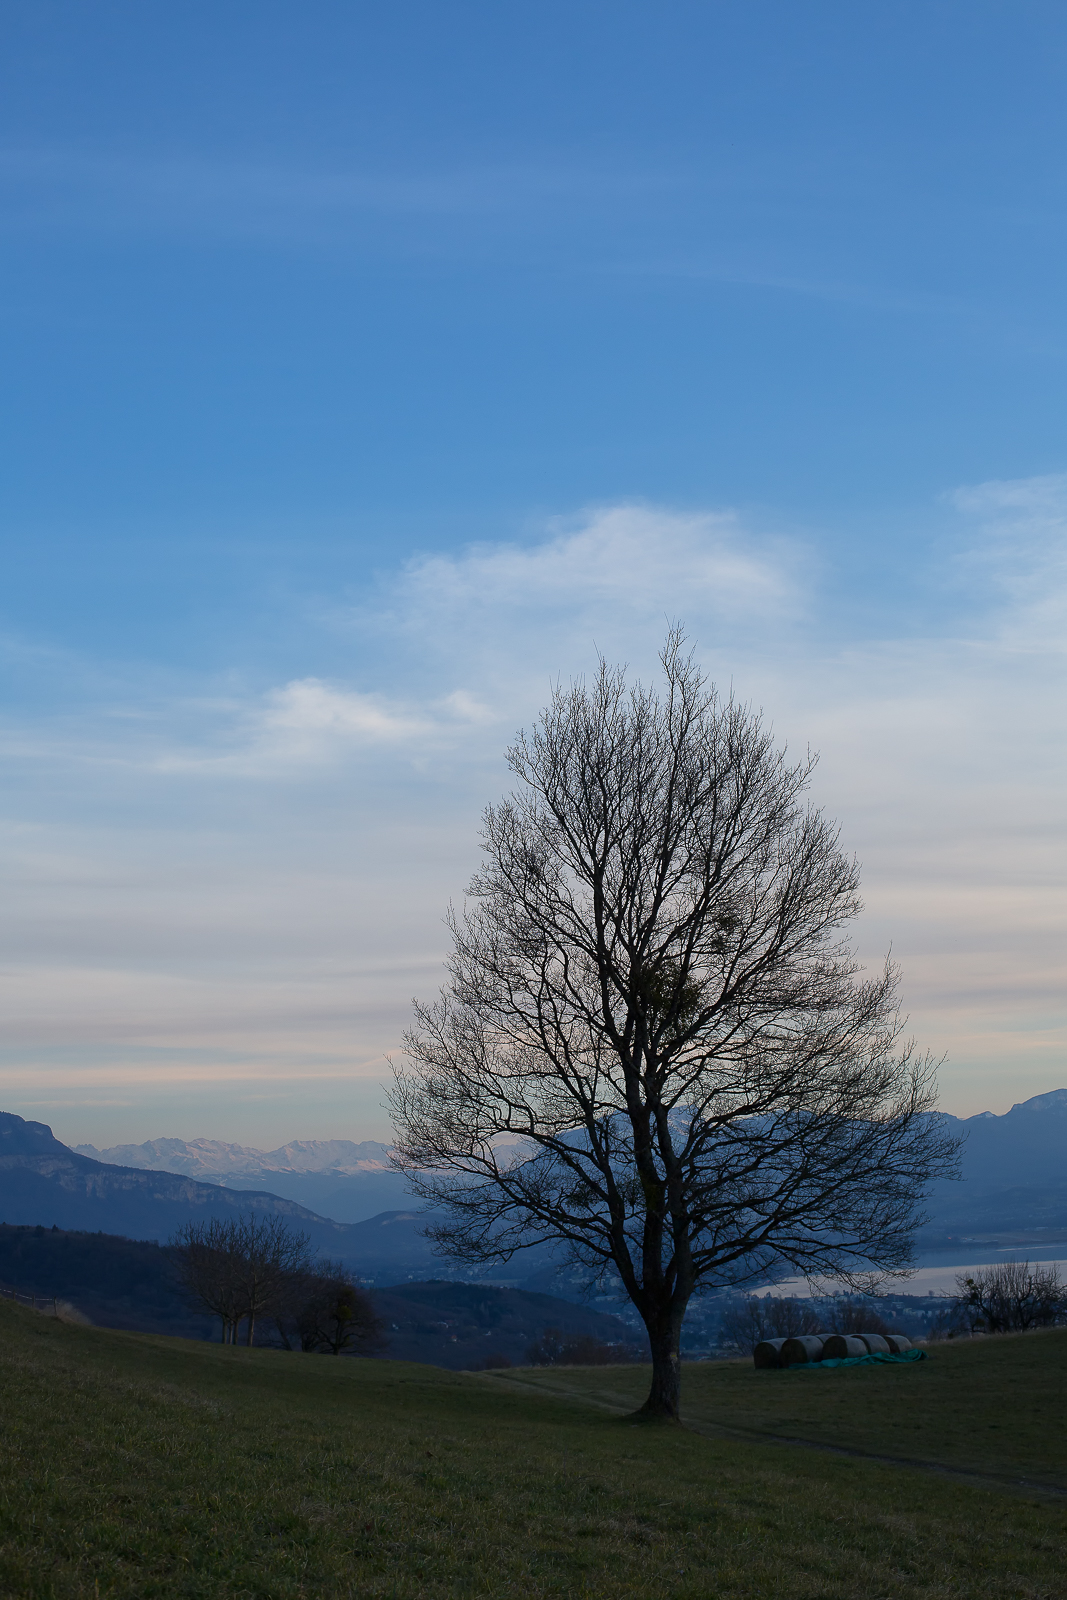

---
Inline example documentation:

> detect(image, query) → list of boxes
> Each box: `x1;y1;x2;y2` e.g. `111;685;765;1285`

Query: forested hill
0;1224;213;1338
0;1224;630;1365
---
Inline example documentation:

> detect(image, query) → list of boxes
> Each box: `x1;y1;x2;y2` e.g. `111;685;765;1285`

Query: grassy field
0;1301;1064;1599
497;1332;1067;1491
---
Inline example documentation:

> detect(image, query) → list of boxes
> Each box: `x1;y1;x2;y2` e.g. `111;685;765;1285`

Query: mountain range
3;1089;1065;1297
74;1088;1067;1233
921;1089;1067;1242
0;1112;556;1288
72;1136;409;1222
73;1136;393;1178
940;1089;1067;1186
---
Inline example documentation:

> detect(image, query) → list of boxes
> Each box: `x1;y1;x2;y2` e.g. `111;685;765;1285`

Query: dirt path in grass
482;1370;1067;1503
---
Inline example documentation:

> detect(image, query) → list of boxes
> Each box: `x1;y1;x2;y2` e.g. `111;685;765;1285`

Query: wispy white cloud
354;502;810;715
143;678;494;777
401;501;798;615
262;680;425;739
0;145;679;245
260;678;490;742
139;505;805;775
948;472;1067;648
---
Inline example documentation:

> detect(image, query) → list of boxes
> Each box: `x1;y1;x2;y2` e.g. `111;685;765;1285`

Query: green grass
1;1301;1064;1599
497;1332;1067;1490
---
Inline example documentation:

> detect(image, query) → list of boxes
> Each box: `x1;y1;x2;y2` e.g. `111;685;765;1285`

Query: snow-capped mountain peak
73;1136;394;1178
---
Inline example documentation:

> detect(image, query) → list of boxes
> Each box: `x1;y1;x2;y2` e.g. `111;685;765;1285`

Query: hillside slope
0;1300;1062;1598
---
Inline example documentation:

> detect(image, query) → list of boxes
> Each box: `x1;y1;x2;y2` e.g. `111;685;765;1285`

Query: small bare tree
390;632;958;1420
718;1295;822;1352
172;1215;312;1345
171;1217;246;1343
235;1216;313;1346
954;1262;1066;1333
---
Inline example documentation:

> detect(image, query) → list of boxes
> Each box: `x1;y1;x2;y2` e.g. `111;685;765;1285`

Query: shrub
953;1262;1066;1334
273;1263;386;1356
525;1327;634;1366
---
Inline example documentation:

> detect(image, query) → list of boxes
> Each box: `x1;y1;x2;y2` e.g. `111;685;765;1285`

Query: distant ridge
17;1088;1067;1263
1008;1089;1067;1115
936;1089;1067;1190
71;1088;1067;1198
70;1135;409;1222
73;1136;394;1179
911;1089;1067;1243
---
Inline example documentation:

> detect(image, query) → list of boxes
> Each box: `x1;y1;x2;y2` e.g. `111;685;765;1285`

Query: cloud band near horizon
1;484;1064;1148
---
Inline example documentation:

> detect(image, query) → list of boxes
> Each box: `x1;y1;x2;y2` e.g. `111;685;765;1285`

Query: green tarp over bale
790;1348;928;1370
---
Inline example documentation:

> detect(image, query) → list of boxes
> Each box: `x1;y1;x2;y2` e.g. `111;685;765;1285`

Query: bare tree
824;1295;893;1336
172;1215;312;1345
235;1216;313;1346
954;1262;1066;1334
171;1218;246;1343
271;1268;325;1351
390;632;958;1420
718;1295;822;1352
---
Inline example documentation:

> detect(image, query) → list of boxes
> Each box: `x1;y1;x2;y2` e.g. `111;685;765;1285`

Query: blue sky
1;2;1065;1146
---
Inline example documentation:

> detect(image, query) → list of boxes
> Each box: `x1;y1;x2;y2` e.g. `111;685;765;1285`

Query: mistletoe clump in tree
390;631;958;1420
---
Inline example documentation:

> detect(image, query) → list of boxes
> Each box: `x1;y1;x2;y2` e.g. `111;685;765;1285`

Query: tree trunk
245;1311;256;1347
637;1320;683;1422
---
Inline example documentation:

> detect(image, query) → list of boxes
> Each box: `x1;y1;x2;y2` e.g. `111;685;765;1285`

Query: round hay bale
884;1334;912;1354
859;1333;891;1354
821;1334;867;1359
753;1338;787;1368
781;1335;827;1366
